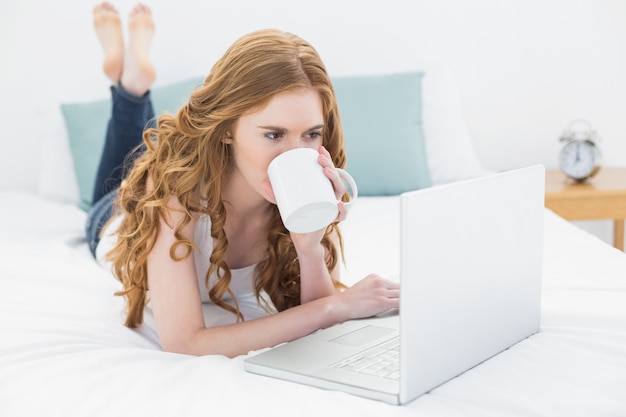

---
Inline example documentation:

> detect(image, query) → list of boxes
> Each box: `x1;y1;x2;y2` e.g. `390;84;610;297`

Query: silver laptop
244;165;545;405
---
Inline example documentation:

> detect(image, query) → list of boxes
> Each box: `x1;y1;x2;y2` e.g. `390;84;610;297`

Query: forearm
296;244;337;304
179;295;344;357
163;274;400;358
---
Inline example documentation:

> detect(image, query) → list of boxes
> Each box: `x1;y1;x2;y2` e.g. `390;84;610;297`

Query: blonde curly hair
106;29;347;328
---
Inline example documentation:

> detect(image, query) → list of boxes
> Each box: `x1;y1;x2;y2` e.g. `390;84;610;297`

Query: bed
2;5;626;414
1;189;626;416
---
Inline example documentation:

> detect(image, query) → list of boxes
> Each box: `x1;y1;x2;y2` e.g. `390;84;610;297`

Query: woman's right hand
332;274;400;321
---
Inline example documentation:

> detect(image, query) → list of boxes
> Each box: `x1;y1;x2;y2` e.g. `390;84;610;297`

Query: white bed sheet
1;191;625;417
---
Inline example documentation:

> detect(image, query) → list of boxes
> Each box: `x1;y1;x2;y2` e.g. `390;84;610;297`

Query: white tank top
96;214;276;326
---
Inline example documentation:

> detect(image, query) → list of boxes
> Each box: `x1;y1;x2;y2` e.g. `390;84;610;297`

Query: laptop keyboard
331;336;400;380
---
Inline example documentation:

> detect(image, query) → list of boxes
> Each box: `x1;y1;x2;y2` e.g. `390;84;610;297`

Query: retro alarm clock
558;119;602;182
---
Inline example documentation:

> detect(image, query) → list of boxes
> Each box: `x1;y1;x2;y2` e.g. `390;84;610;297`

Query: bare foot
93;2;124;84
120;3;156;96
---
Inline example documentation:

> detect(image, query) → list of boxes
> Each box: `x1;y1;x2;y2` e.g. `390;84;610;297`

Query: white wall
1;0;625;245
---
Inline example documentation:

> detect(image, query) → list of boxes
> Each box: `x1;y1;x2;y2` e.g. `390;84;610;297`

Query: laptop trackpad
330;325;396;347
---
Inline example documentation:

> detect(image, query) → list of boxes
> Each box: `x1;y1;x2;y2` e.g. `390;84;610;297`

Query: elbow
160;338;202;356
158;330;204;356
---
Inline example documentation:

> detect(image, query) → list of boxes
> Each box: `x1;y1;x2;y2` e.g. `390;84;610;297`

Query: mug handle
336;168;358;207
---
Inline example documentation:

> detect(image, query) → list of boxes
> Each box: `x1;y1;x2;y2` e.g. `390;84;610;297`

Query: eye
306;130;323;140
264;131;284;141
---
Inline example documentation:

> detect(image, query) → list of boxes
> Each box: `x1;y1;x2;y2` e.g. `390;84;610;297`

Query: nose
282;137;317;153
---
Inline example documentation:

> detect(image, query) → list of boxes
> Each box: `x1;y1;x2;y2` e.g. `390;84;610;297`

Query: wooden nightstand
545;168;626;251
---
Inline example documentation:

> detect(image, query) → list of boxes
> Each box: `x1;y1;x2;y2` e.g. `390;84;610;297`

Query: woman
87;2;399;357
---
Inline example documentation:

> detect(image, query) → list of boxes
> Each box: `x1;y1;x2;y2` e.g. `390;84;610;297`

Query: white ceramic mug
268;148;358;233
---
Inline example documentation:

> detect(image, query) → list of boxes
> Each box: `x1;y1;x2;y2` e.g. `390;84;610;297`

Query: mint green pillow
61;72;429;210
333;72;431;195
61;77;203;210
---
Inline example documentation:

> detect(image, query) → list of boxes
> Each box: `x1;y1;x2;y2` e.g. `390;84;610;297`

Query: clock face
559;140;598;180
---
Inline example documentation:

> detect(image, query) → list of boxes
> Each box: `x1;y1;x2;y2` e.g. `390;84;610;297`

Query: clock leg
614;219;625;251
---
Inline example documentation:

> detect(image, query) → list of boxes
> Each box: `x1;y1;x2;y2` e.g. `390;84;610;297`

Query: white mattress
1;191;625;417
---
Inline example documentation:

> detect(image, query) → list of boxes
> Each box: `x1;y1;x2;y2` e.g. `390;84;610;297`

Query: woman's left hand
317;146;349;224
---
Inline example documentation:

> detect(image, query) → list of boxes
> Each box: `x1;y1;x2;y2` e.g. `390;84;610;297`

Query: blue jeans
85;84;155;257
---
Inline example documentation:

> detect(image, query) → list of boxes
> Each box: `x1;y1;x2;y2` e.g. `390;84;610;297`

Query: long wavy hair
106;29;347;328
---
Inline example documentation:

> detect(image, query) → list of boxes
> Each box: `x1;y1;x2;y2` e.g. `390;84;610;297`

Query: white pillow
421;64;487;184
37;105;80;204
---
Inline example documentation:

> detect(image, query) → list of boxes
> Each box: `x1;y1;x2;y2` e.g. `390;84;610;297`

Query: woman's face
228;87;324;203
